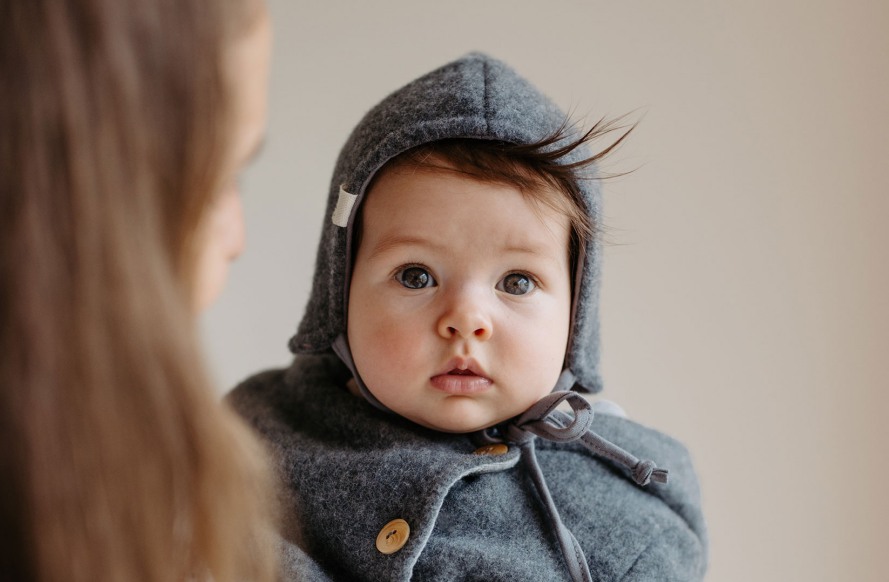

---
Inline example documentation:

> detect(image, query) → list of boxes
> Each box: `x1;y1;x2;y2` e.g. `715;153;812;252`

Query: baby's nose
440;321;492;341
436;299;492;341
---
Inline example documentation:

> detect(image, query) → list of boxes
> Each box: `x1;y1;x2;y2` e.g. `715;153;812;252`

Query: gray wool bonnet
290;52;604;394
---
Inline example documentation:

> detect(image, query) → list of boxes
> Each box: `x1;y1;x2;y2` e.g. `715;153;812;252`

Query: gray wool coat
228;354;708;581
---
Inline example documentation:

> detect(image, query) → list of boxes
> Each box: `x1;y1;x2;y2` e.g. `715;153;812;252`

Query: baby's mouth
435;356;489;379
430;363;492;394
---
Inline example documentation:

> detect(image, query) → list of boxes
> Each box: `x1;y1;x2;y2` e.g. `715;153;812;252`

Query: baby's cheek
359;311;425;375
504;325;565;395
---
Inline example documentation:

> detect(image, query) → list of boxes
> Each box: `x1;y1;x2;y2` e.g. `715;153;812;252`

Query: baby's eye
396;266;436;289
497;273;535;295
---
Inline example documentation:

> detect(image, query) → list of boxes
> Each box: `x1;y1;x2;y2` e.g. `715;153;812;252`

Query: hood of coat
290;52;604;394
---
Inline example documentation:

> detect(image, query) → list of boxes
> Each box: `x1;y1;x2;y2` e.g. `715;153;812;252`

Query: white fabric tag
331;185;357;228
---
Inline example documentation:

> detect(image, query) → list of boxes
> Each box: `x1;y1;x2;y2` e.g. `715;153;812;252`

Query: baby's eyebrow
366;234;443;260
502;244;545;256
366;234;557;263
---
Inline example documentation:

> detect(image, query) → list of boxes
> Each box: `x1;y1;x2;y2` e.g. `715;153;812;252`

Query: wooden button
376;518;410;554
473;443;509;456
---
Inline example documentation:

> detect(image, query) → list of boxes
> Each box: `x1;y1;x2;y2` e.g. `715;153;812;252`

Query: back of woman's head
0;0;274;580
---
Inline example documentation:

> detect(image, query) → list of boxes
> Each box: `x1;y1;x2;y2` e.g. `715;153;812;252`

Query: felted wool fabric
290;51;604;393
228;354;708;581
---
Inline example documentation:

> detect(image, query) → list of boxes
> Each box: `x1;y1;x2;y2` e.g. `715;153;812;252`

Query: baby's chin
400;408;512;434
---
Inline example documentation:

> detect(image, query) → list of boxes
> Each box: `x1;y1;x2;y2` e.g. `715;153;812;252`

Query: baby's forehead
367;161;564;213
359;168;570;254
366;160;573;225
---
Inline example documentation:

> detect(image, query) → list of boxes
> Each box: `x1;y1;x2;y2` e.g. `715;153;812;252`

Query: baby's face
347;162;573;433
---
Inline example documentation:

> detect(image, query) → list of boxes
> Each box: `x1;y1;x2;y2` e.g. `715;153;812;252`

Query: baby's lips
435;356;490;381
429;371;493;395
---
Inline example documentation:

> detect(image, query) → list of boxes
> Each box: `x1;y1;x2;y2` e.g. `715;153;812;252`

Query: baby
230;53;707;581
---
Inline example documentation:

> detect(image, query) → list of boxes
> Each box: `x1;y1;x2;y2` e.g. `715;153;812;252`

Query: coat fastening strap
492;391;669;582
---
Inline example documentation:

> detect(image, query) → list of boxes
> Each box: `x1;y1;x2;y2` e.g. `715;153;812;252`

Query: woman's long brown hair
0;0;275;580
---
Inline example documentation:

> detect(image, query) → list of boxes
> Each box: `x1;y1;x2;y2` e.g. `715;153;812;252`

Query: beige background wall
202;1;889;580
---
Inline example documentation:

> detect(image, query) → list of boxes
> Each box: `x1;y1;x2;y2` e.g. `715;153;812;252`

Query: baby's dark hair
371;116;634;268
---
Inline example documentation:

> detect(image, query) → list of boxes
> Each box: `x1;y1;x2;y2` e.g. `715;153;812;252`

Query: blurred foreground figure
0;1;275;580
